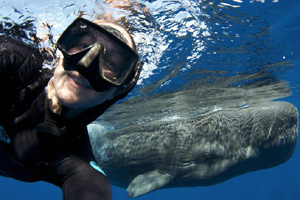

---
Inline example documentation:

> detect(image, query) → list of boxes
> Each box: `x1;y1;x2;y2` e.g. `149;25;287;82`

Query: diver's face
53;20;134;108
53;59;118;108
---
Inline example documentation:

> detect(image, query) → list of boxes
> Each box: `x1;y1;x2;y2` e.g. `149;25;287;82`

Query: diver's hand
42;77;66;127
37;77;67;137
36;96;68;155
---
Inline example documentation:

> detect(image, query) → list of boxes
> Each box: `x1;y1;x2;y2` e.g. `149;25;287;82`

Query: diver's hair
0;36;50;124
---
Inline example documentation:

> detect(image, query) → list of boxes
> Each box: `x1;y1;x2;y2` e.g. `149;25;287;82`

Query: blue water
0;0;299;199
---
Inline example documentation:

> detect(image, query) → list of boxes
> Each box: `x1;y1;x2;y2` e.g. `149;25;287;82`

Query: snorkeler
0;17;142;200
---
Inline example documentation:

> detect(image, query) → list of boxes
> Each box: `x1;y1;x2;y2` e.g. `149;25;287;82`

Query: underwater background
0;0;299;199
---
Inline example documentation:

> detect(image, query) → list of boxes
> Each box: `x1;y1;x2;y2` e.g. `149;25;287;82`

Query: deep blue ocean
0;0;299;199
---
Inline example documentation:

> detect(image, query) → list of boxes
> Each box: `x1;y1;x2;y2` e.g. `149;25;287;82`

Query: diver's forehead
93;20;134;49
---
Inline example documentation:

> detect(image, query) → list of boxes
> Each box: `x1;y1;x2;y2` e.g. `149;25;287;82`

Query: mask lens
58;18;138;87
101;46;137;85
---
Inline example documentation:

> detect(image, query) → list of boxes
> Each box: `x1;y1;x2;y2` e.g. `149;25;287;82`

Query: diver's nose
77;43;105;68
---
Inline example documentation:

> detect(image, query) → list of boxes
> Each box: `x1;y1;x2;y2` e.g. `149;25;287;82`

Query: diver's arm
0;37;45;181
35;86;113;200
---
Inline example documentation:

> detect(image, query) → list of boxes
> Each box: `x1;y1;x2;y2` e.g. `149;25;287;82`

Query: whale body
88;101;298;197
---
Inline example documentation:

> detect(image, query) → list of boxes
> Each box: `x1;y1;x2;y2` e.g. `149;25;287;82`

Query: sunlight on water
96;0;293;129
0;0;294;128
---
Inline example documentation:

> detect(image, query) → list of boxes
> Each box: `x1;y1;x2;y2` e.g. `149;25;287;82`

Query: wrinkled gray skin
88;101;298;198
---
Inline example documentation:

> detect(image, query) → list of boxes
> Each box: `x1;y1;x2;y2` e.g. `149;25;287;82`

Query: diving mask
57;17;139;91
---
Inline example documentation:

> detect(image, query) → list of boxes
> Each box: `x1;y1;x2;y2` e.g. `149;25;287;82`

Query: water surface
0;0;299;199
